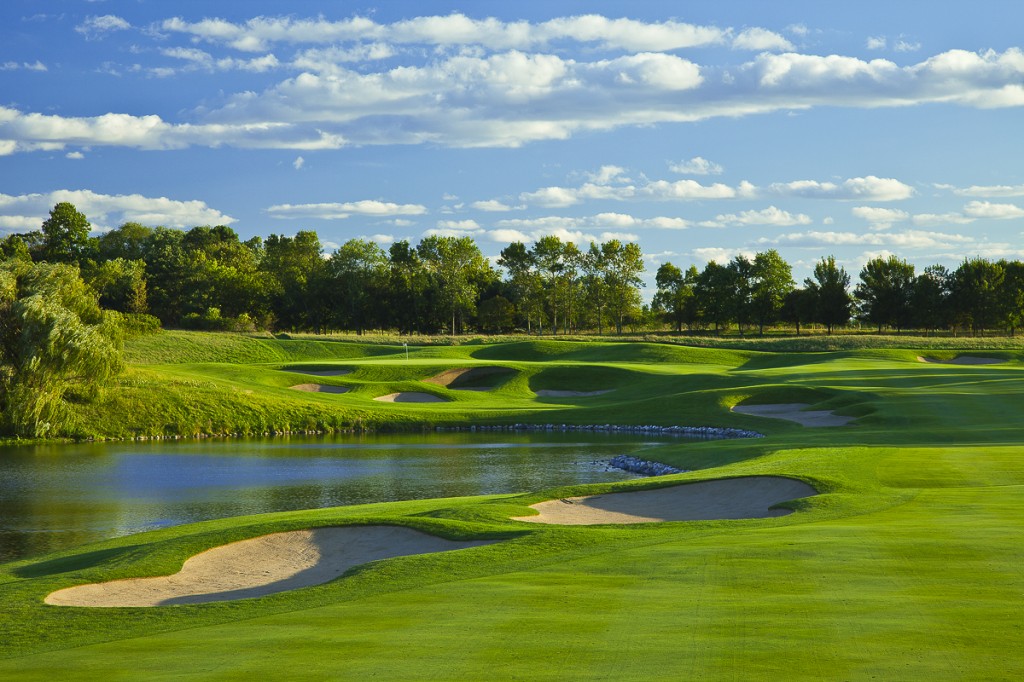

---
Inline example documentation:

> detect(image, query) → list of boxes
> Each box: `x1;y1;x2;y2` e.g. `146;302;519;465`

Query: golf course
0;332;1022;679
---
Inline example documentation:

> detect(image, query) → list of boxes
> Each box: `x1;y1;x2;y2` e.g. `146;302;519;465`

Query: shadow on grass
14;545;142;578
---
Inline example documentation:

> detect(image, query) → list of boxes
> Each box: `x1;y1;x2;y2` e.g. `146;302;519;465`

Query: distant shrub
120;313;162;337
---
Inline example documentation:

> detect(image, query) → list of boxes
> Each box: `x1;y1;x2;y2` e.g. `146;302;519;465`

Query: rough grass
2;332;1024;678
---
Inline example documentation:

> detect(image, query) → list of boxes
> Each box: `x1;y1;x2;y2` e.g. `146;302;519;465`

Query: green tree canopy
41;202;93;264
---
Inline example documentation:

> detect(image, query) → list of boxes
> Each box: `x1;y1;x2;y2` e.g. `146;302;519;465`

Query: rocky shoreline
605;454;684;476
435;423;764;439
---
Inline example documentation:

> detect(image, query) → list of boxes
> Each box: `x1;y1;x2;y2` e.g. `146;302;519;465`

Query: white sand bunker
374;392;447;403
535;389;613;397
284;367;352;377
513;476;816;525
917;355;1003;365
290;383;349;394
424;366;513;392
45;526;495;608
732;403;854;427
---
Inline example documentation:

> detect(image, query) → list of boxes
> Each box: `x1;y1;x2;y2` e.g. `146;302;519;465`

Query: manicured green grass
2;332;1023;678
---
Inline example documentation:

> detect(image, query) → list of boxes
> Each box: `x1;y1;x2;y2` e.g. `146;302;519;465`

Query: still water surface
0;432;673;563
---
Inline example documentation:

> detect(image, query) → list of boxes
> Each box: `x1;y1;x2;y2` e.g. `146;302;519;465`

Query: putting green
2;335;1023;679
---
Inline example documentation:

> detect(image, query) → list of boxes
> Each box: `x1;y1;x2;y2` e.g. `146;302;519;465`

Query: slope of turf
2;333;1023;678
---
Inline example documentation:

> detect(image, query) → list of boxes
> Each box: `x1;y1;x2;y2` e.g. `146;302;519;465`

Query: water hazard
0;431;679;563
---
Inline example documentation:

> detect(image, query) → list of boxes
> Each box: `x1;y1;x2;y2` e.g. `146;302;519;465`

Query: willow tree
0;260;123;437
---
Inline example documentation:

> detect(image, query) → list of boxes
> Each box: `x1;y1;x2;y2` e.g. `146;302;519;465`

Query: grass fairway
1;334;1023;679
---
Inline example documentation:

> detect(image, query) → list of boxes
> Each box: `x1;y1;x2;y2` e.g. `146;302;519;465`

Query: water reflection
0;432;676;563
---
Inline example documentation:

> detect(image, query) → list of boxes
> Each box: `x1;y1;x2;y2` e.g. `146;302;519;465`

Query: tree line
3;201;1024;337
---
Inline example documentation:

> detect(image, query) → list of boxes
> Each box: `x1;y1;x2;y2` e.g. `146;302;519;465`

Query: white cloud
495;213;688;232
0;61;48;72
155;47;280;75
486;224;638;246
436;219;480;230
866;36;887;51
65;151;85;160
424;219;485;238
705;206;812;228
587;165;629;185
786;24;810;37
668;156;723;175
265;200;427;220
764;229;975;249
76;15;131;39
731;28;793;52
0;104;346;154
0;189;234;231
895;40;922;53
963;200;1024;219
472;199;513;212
771;176;914;201
911;212;975;227
293;155;304;170
946;183;1024;197
160;14;735;53
6;22;1024;153
359;233;395;245
852;206;909;230
691;247;756;264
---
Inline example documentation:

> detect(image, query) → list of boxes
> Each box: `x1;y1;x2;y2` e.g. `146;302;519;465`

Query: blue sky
3;0;1024;289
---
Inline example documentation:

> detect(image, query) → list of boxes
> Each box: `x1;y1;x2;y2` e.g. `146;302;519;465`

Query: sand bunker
513;476;816;525
289;384;349;394
45;526;495;608
424;366;513;391
917;356;1003;365
284;367;352;377
374;392;447;403
731;403;854;427
535;389;613;398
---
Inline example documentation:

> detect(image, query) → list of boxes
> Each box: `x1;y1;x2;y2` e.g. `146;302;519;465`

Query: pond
0;431;680;564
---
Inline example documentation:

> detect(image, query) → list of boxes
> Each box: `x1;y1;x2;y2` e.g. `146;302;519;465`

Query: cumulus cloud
486;224;639;246
945;182;1024;197
292;155;304;170
76;15;131;39
587;165;629;184
0;60;48;72
156;47;281;75
0;189;234;232
911;212;975;227
963;200;1024;219
731;28;793;52
771;176;914;201
472;199;513;212
359;233;395;245
763;229;975;249
0;104;346;154
5;17;1024;153
65;151;85;160
691;247;756;264
852;206;909;230
703;206;812;228
265;200;427;220
424;219;485;237
866;36;887;51
160;14;736;53
668;156;723;175
495;213;688;232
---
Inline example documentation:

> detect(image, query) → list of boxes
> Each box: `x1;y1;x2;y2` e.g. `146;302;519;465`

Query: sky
3;0;1024;291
